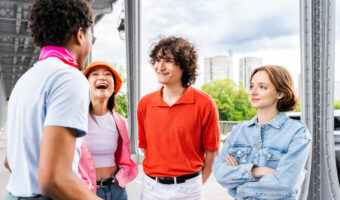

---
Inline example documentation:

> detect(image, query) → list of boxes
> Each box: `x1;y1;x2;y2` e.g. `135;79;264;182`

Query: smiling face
249;70;283;112
87;66;115;101
153;50;184;87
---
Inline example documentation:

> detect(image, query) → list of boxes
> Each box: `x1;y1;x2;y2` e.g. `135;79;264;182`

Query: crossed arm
214;129;311;199
225;155;276;178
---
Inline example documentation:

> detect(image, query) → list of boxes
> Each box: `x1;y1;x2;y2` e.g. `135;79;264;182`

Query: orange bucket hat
83;61;122;94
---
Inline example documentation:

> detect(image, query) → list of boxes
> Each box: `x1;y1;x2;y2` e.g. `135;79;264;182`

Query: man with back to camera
4;0;101;199
137;36;220;200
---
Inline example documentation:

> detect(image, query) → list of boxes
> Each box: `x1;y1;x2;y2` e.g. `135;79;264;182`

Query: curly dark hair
28;0;93;47
250;65;298;112
149;36;198;87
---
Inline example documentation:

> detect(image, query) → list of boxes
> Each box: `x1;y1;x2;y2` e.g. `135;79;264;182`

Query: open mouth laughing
96;83;108;90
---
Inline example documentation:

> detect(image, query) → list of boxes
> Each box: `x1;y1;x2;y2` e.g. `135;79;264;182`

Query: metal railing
219;121;240;135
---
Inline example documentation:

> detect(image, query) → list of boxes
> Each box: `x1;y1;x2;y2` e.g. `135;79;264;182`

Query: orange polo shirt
137;86;220;177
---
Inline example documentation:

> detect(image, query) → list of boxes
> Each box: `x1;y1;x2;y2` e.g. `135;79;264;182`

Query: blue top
213;112;312;200
6;57;90;197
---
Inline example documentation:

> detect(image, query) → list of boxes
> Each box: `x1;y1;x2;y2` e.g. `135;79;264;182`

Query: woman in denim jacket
78;61;138;200
213;65;312;200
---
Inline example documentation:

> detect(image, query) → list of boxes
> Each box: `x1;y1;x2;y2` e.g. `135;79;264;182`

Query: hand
112;176;118;185
225;155;238;166
251;166;277;178
4;154;12;173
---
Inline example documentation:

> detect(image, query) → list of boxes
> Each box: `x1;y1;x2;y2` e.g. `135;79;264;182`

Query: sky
92;0;340;96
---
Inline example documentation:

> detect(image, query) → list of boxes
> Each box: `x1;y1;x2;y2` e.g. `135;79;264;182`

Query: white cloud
92;0;340;97
92;2;126;66
141;0;299;50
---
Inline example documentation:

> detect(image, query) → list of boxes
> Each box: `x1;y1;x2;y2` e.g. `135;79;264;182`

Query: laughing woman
213;65;312;200
78;61;138;200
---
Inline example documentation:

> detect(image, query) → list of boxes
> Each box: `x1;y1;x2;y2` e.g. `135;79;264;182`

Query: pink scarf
39;46;79;69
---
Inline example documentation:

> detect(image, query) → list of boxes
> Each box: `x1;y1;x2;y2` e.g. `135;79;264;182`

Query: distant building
239;57;263;90
204;50;233;83
335;81;340;101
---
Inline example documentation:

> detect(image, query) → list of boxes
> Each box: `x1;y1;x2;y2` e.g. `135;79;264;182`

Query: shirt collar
39;46;79;69
152;86;195;107
247;115;258;127
247;112;288;128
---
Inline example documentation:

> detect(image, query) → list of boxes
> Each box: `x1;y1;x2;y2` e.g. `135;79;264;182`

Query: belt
146;171;200;184
96;167;119;188
96;176;116;188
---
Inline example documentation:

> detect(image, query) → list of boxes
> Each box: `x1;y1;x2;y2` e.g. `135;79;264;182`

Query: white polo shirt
6;57;90;197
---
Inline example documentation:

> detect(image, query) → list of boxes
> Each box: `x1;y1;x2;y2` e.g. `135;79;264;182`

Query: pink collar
39;46;79;69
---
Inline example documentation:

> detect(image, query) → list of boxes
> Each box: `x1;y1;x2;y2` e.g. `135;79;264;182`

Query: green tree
108;63;128;118
295;101;301;112
116;94;127;118
335;100;340;109
201;78;257;121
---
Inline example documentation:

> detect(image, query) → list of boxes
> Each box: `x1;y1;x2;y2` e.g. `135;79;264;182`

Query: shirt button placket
253;124;262;166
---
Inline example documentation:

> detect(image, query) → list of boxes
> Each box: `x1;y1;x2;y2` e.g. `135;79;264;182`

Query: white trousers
141;173;204;200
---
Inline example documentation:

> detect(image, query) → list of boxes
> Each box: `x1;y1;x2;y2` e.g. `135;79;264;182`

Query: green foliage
108;63;128;118
116;94;127;118
201;79;257;121
334;100;340;109
295;101;300;112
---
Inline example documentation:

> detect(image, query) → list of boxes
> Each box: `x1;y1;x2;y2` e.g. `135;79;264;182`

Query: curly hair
149;36;198;87
28;0;93;47
250;65;298;112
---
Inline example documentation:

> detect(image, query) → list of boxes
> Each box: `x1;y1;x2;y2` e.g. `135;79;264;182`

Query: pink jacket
78;112;138;193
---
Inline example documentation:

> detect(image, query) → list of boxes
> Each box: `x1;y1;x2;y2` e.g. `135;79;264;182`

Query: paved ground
0;132;233;200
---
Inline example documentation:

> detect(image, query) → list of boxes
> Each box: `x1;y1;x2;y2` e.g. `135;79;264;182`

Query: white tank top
87;111;119;168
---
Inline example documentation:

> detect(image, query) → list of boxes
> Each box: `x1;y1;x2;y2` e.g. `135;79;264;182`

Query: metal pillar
300;0;340;199
125;0;141;163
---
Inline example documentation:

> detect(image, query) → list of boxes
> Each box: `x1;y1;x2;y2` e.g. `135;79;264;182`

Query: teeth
96;84;107;89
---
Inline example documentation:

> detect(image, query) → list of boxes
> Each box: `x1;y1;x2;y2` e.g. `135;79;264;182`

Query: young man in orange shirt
137;36;220;200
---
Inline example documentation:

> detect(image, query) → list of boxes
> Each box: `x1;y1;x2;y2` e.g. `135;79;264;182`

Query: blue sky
93;0;339;96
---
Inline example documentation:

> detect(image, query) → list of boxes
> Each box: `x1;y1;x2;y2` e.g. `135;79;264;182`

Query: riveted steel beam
300;0;339;199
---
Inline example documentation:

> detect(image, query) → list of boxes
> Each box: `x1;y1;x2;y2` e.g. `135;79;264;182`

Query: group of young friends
3;0;312;200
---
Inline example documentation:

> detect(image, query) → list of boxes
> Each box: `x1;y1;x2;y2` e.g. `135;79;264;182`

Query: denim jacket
213;113;311;200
